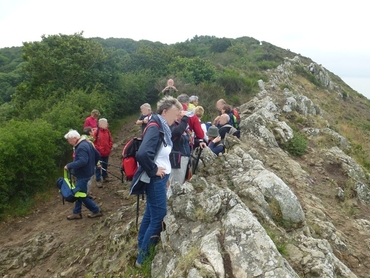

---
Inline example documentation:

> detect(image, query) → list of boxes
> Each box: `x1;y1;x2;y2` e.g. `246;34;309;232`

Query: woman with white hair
94;118;113;187
188;95;198;112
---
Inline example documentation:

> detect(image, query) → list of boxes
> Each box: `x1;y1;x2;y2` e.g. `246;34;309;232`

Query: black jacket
170;116;191;157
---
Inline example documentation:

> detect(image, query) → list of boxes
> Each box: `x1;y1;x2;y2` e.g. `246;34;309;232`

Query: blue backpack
56;170;87;203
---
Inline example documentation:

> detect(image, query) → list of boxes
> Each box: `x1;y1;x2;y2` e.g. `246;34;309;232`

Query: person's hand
213;116;220;125
179;110;188;118
156;167;166;178
213;136;221;143
143;117;149;124
64;165;68;170
199;142;207;149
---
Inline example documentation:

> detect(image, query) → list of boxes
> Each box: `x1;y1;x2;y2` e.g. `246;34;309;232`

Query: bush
0;119;59;217
281;131;307;156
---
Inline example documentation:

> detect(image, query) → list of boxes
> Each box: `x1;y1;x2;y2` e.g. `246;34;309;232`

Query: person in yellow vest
188;95;198;112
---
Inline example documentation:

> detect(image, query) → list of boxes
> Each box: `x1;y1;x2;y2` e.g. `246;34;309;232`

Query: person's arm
66;145;89;170
213;115;220;125
201;123;208;142
162;86;170;92
189;116;203;140
170;115;188;138
136;124;160;177
84;117;93;128
208;142;224;155
136;115;144;125
108;130;113;150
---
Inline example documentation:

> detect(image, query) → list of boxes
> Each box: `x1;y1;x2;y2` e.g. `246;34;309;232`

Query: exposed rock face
154;178;299;277
149;58;368;277
3;55;370;278
308;62;334;89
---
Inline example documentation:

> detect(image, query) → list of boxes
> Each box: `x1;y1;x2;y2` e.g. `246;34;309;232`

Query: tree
169;57;216;85
13;32;114;110
210;38;232;53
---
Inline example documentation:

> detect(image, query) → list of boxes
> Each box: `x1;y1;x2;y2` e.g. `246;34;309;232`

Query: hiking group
59;79;241;268
61;109;113;220
128;80;241;267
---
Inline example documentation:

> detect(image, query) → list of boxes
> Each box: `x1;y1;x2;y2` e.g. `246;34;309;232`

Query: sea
341;77;370;100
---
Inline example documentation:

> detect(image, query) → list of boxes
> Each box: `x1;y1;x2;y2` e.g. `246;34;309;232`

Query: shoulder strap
221;124;233;129
95;127;100;142
142;122;159;136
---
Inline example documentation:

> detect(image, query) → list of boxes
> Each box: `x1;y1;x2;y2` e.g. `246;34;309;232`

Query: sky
1;0;369;98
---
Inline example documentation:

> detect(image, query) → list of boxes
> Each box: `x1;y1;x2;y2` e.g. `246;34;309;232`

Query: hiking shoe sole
88;211;103;218
96;182;103;188
67;213;82;220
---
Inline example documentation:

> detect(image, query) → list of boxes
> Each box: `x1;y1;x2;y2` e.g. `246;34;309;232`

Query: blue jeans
137;174;169;264
73;177;100;214
96;156;109;181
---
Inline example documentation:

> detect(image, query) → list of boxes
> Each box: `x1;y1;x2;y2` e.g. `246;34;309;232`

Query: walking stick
192;147;203;175
135;194;145;231
136;195;140;231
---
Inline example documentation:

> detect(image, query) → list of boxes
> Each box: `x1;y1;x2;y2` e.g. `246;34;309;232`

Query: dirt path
0;118;140;267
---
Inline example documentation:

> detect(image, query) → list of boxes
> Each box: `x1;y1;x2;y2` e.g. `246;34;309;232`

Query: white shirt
155;144;172;174
201;122;208;142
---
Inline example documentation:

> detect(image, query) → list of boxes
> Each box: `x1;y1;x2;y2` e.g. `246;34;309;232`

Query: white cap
64;129;80;139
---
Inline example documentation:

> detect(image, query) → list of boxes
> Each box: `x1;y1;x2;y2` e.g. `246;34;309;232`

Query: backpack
220;124;240;139
56;170;87;204
229;108;241;129
121;122;159;181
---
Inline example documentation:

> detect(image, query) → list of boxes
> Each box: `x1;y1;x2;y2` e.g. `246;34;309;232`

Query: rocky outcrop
2;54;370;278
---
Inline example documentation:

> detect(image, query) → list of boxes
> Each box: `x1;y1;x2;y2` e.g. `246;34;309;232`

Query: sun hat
206;126;219;137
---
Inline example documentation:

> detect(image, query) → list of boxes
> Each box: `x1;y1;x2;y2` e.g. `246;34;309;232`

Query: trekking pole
101;167;123;181
99;160;122;169
136;195;140;230
192;147;203;175
120;167;125;183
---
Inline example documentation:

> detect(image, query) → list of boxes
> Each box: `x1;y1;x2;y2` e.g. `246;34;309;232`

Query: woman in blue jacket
130;97;182;267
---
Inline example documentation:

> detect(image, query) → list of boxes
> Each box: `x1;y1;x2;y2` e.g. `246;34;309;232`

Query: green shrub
0;119;59;217
294;65;321;87
281;131;307;156
216;69;257;96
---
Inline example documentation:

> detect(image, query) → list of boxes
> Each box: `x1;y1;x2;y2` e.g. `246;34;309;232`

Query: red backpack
121;122;159;181
232;108;240;123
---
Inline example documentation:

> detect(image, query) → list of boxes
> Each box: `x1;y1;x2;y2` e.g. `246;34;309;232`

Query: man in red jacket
177;94;207;149
94;118;113;187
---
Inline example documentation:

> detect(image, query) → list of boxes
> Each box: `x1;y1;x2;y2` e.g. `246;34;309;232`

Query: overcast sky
1;0;369;97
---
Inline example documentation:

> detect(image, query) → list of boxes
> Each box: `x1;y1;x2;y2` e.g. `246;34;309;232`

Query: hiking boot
103;177;110;182
134;260;142;268
88;211;103;218
67;213;82;220
96;181;103;188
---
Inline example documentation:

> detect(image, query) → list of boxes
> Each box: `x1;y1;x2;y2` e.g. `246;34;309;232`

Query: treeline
0;32;291;217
